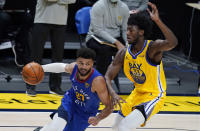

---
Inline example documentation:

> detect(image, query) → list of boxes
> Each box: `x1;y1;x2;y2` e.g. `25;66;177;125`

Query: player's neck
132;39;145;53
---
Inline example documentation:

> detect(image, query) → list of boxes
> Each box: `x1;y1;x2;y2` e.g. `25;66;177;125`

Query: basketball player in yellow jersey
105;2;178;131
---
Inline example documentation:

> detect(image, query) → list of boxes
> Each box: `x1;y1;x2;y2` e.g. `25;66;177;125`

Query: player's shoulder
148;39;163;51
112;48;126;65
116;48;126;58
93;75;105;84
92;75;106;90
91;75;107;92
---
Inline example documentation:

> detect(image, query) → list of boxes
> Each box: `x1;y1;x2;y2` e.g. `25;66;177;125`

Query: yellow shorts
120;89;166;121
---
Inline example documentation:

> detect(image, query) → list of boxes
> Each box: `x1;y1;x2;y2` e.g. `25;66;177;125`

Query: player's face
76;57;94;76
127;25;140;44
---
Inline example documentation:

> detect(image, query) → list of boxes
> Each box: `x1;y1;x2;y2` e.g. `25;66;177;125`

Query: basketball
22;62;44;85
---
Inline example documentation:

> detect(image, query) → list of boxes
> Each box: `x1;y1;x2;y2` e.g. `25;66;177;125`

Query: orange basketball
22;62;44;85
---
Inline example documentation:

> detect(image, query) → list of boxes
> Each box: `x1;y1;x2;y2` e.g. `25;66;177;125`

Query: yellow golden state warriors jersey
124;40;167;96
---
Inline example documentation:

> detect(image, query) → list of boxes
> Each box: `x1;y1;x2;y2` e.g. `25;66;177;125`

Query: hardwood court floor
0;112;199;131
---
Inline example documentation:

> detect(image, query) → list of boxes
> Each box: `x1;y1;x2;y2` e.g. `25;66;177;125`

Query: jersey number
76;92;85;102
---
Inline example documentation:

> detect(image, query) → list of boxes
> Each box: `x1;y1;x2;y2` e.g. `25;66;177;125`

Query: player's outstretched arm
147;2;178;52
42;62;76;74
88;76;113;126
105;49;126;109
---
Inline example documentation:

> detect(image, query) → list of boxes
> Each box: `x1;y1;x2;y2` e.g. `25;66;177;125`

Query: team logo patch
85;83;90;88
130;68;146;84
129;62;146;84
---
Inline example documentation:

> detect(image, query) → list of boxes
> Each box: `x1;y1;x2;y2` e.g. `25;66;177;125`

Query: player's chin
79;72;87;76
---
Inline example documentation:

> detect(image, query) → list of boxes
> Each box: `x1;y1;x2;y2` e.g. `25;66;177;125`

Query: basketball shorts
58;88;97;131
120;89;166;122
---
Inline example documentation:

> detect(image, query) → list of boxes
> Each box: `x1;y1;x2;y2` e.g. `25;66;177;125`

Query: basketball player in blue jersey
105;2;178;131
34;48;112;131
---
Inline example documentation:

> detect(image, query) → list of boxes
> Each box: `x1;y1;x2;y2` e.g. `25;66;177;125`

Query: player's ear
91;62;94;67
139;29;144;36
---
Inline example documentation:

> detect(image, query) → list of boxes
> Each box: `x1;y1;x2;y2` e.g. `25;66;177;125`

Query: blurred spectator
0;0;36;66
67;0;92;31
26;0;76;97
86;0;129;92
122;0;148;14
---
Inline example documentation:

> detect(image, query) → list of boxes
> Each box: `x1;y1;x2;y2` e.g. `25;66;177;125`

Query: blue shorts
53;105;91;131
63;111;91;131
57;89;97;131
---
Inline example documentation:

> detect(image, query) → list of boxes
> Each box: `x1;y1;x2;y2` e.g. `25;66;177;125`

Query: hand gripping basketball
22;62;44;85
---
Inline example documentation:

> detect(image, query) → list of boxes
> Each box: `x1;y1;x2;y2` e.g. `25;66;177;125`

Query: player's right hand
88;116;100;126
111;93;126;110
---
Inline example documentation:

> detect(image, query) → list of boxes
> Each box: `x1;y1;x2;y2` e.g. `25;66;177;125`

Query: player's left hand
147;2;160;22
111;93;126;110
88;116;100;126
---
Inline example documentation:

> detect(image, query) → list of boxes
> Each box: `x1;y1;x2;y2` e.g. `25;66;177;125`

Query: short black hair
76;48;96;60
128;11;153;39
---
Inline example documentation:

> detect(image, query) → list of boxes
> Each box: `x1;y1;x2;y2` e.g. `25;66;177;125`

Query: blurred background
0;0;200;96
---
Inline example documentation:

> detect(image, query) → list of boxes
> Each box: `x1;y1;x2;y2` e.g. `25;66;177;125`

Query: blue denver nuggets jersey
61;64;102;131
70;64;101;114
62;64;101;116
